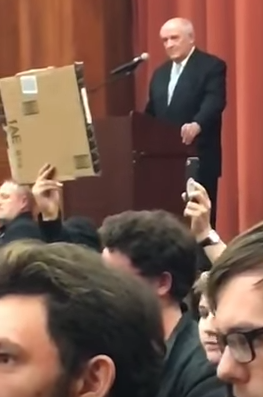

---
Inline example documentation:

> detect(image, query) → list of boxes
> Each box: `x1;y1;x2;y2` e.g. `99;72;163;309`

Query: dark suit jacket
38;215;102;252
0;212;42;246
158;313;226;397
145;48;227;177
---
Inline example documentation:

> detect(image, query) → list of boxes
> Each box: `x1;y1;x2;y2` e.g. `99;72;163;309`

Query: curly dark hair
0;240;165;397
100;210;198;302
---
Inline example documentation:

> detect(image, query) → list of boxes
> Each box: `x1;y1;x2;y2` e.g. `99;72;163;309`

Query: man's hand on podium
181;122;201;145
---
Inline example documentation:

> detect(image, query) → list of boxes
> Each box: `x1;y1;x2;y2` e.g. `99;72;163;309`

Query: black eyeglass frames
217;327;263;364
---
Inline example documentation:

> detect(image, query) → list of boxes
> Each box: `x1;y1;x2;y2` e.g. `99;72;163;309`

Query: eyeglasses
217;327;263;363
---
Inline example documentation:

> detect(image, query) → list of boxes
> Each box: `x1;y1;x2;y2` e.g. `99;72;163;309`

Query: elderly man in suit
145;18;227;228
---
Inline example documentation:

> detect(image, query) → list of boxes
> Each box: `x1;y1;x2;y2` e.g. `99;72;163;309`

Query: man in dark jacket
0;180;42;244
100;210;226;397
145;18;227;228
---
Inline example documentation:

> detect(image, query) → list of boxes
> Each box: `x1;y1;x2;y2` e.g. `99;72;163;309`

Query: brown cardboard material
0;63;100;184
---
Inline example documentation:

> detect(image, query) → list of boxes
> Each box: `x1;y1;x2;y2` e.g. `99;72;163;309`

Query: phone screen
185;157;200;199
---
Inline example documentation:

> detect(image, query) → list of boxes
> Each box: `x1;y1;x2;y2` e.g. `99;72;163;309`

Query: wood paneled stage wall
0;0;134;221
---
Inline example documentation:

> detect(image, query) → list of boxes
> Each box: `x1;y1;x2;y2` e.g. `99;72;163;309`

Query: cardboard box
0;63;101;184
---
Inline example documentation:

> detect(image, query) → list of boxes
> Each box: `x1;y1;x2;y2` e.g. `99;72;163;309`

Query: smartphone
43;166;57;197
185;156;200;200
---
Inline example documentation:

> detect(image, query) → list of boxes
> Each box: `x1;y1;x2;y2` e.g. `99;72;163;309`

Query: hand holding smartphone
185;156;200;200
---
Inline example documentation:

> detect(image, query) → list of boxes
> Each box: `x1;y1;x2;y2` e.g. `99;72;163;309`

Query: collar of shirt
174;46;195;70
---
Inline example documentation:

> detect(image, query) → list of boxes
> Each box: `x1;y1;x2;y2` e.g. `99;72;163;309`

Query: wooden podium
63;111;196;225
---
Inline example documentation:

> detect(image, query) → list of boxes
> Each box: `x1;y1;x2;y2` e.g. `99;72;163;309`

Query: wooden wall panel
71;0;108;116
0;0;21;179
103;0;135;114
0;0;134;186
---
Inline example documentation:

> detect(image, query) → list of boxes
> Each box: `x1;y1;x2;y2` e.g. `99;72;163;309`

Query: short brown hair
207;221;263;311
0;240;165;397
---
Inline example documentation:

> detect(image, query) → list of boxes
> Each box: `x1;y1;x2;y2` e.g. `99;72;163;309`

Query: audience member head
0;180;34;222
0;240;165;397
159;18;195;62
207;221;263;397
64;216;102;252
194;271;221;365
100;210;198;306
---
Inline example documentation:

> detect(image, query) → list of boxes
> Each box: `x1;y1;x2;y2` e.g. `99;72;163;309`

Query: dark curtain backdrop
132;0;263;241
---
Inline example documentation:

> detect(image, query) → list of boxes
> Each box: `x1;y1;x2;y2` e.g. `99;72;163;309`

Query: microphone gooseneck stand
87;71;132;94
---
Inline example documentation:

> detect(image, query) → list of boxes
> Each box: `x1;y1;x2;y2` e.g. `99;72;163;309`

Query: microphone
110;53;149;75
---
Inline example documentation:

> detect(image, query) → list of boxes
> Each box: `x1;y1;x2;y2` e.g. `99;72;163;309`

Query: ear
21;193;29;209
75;355;116;397
155;272;172;298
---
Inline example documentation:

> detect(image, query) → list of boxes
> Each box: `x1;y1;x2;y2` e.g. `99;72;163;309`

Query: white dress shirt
167;46;195;105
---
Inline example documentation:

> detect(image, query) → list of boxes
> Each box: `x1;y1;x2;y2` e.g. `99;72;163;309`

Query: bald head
160;18;195;62
160;18;194;38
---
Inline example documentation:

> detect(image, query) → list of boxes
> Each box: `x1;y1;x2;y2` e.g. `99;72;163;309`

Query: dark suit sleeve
179;357;226;397
3;223;42;244
161;360;226;397
193;60;227;131
38;214;72;243
185;376;226;397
